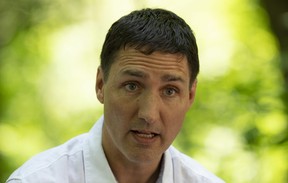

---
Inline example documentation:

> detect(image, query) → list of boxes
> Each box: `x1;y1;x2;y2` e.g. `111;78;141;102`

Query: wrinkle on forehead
115;48;189;74
122;45;185;61
120;68;186;84
119;47;185;62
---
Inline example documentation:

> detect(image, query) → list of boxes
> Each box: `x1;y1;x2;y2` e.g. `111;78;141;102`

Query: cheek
169;118;184;135
164;109;187;138
104;91;136;127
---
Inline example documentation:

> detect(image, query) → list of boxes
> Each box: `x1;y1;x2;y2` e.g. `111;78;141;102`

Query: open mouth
131;130;158;138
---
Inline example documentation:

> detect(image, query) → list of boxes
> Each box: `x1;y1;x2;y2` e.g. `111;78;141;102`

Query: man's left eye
163;88;178;96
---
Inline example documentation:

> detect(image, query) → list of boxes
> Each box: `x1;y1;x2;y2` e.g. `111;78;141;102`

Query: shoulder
168;146;225;183
7;133;88;182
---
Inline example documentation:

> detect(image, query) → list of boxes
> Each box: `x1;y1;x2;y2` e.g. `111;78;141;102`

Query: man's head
100;8;199;87
96;8;198;170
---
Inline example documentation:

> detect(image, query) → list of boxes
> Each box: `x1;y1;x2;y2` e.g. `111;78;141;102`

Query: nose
138;91;161;124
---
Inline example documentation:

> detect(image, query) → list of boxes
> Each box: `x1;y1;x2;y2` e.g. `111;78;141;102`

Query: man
7;8;225;183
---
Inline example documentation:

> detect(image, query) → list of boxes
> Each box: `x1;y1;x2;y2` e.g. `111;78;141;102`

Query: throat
114;159;163;183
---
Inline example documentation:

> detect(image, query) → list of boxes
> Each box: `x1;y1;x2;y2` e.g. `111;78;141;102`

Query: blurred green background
0;0;287;182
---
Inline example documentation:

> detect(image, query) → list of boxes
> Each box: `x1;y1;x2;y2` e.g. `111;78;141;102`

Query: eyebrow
121;69;185;83
121;69;147;78
161;74;185;83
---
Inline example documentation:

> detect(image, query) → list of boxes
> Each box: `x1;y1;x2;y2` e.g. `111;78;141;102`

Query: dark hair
100;8;199;86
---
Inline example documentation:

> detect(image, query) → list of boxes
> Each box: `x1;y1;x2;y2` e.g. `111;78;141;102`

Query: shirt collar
157;148;174;183
83;116;117;183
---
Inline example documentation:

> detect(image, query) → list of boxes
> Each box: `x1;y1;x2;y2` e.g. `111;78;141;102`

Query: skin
96;47;197;183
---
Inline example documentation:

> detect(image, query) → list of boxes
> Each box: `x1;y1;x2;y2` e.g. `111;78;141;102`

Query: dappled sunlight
43;22;101;117
0;0;287;182
256;112;287;136
0;123;51;166
204;127;242;157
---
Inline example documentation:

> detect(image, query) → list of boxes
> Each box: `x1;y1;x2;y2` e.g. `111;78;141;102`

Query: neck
110;158;162;183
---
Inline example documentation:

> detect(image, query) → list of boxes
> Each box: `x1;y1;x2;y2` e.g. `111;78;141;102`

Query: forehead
112;47;190;75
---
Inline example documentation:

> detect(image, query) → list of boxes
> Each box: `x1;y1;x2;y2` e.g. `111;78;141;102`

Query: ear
188;79;197;106
96;67;105;104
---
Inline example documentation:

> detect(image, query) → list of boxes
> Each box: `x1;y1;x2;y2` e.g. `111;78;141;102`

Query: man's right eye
124;82;138;92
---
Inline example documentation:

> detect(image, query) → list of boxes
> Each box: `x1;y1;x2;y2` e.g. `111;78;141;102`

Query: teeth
135;132;155;138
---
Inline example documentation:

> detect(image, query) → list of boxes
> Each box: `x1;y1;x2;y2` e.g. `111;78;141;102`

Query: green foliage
0;0;287;183
174;0;287;182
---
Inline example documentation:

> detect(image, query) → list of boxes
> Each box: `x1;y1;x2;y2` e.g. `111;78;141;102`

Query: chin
125;150;162;165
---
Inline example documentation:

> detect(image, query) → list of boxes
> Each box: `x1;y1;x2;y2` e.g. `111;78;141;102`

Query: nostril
138;115;157;124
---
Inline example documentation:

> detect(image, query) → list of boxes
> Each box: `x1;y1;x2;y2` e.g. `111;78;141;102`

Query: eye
163;87;178;97
124;82;139;92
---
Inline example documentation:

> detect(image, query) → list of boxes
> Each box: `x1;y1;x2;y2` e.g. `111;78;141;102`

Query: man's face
96;47;197;165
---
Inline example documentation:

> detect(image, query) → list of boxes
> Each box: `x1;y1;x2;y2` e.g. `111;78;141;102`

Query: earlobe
96;67;104;104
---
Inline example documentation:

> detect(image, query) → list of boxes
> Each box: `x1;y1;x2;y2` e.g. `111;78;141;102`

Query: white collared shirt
7;116;225;183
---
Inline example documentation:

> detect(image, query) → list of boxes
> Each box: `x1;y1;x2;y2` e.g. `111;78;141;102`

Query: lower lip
131;131;158;145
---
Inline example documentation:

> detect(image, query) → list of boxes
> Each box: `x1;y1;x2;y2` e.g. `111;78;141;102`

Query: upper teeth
136;132;155;138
